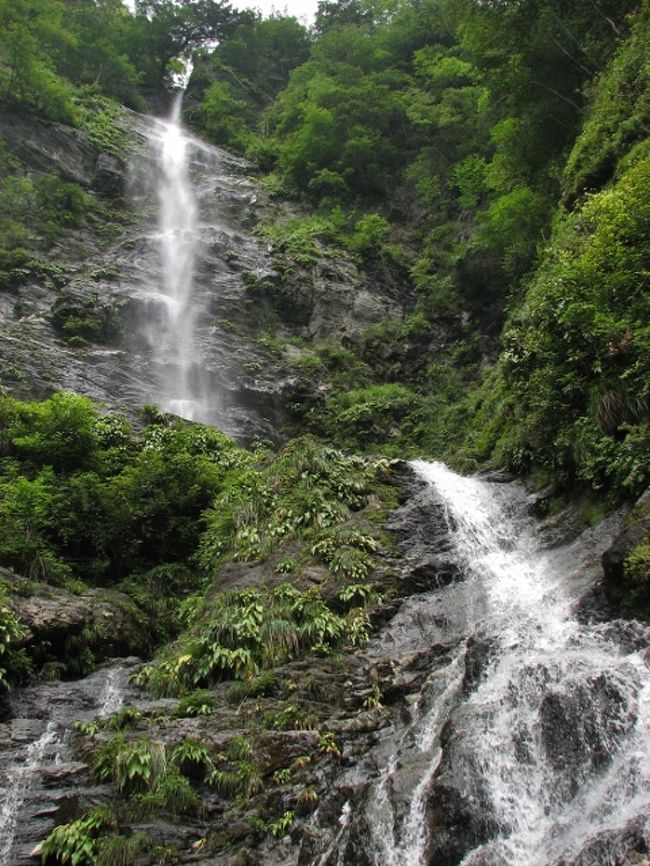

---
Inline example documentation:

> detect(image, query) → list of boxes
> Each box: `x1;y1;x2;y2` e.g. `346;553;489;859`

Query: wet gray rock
0;109;98;187
602;488;650;599
2;568;149;663
461;635;497;696
386;467;463;593
424;783;496;866
91;152;124;196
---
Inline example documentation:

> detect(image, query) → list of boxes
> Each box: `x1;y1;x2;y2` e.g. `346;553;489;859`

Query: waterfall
0;664;135;865
155;95;202;420
122;103;280;441
357;461;650;866
0;723;59;865
139;94;198;420
130;95;220;423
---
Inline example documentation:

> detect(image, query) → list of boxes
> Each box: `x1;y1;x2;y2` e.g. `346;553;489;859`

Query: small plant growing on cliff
0;591;28;689
106;705;142;731
623;541;650;612
73;720;99;737
129;772;200;819
173;689;215;717
297;785;319;811
273;766;293;785
318;732;341;758
40;806;116;865
338;582;381;605
363;674;383;710
93;735;166;795
170;739;214;779
269;810;295;838
225;735;253;761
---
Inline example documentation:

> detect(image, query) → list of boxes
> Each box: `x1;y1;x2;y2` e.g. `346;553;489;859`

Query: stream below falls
0;466;648;866
0;662;140;866
304;461;650;866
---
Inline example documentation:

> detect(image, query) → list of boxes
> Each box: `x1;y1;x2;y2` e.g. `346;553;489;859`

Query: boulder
2;568;149;663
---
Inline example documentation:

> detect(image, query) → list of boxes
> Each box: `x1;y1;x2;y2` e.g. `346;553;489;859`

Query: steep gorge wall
0;108;413;445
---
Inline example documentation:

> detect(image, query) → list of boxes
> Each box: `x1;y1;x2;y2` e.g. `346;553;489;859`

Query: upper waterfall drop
154;94;205;421
157;94;199;418
123;105;283;443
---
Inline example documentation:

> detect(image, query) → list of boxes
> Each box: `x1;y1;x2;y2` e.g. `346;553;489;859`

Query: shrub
40;806;116;865
173;689;215;718
137;582;376;695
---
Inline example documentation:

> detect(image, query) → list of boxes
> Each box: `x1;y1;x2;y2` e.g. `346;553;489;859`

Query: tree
0;0;78;121
129;0;244;92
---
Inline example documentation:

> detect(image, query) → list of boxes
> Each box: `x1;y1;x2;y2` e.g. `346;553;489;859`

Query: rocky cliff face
0;108;409;444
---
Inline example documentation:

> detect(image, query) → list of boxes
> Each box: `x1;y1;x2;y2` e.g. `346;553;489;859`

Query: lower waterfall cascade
305;461;650;866
0;464;648;866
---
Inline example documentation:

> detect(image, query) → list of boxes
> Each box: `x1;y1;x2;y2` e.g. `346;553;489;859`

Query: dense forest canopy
0;4;649;859
0;0;649;680
0;0;647;497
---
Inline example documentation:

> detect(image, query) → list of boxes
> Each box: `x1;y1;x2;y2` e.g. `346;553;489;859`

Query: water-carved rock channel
1;463;648;865
0;662;140;865
300;463;650;866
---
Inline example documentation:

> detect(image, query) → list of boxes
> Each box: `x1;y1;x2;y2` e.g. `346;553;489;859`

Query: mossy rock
602;488;650;618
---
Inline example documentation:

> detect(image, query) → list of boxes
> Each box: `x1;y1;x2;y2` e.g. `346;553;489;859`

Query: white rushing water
133;95;221;422
154;95;202;419
0;665;131;865
364;461;650;866
0;723;59;864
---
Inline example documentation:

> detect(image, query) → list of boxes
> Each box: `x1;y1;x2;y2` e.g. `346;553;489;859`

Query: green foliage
269;810;294;838
0;392;252;599
0;143;93;271
40;806;116;866
96;833;152;866
623;541;650;614
322;383;421;449
262;699;317;732
94;735;167;795
0;0;78;123
474;149;650;497
198;436;384;570
480;186;550;280
347;213;391;258
105;706;142;732
318;731;341;758
205;736;260;801
52;294;124;348
196;80;253;150
129;771;200;819
137;581;373;695
173;689;215;718
227;671;278;703
90;732;202;820
73;720;99;737
563;9;650;200
170;738;214;779
0;587;27;688
257;215;343;267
